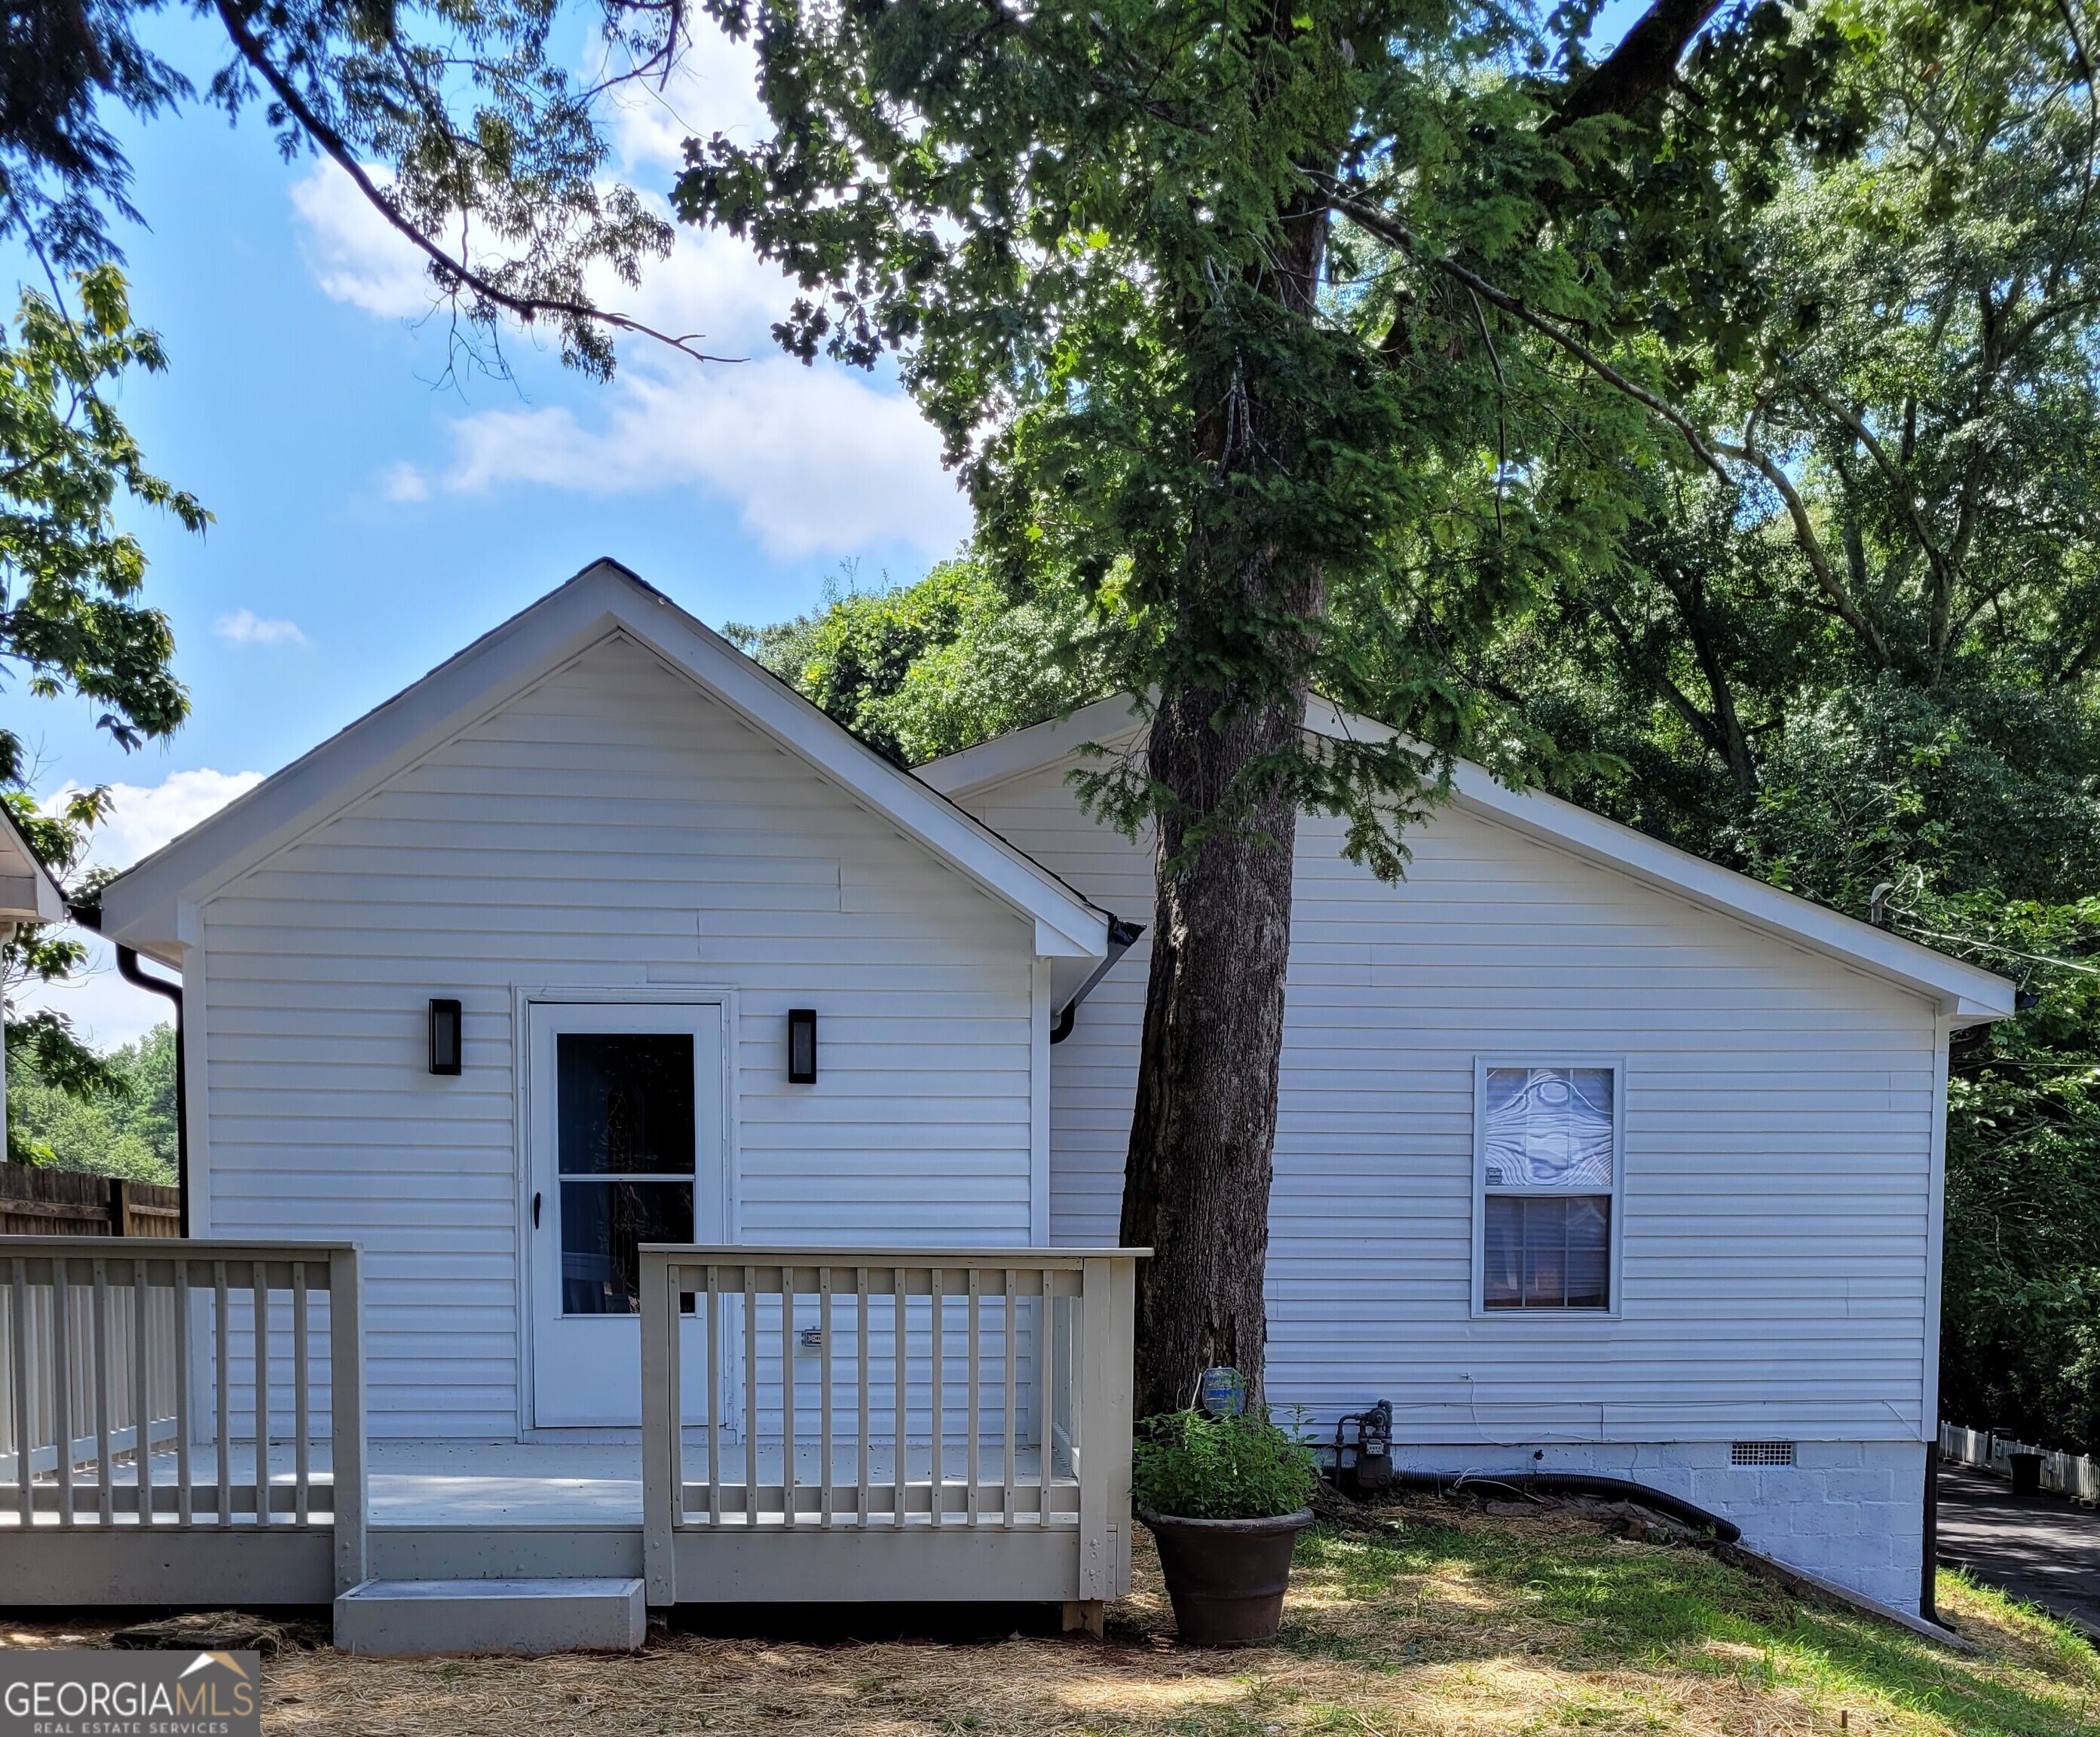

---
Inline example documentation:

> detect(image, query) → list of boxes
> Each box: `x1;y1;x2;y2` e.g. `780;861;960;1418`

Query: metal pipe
1051;917;1145;1044
113;945;188;1239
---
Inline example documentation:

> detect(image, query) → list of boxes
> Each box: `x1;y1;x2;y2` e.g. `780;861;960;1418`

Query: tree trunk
1116;185;1329;1420
1119;682;1305;1419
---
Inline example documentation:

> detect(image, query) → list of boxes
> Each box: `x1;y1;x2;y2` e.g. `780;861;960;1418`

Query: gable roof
99;560;1111;970
917;694;2017;1025
0;804;69;927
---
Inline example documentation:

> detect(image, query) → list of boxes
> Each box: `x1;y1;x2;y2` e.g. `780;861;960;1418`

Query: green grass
1272;1512;2100;1735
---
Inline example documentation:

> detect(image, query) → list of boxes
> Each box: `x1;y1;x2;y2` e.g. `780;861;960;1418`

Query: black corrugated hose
1388;1470;1742;1542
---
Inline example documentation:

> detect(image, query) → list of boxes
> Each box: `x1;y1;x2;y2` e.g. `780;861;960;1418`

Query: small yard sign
1198;1366;1247;1418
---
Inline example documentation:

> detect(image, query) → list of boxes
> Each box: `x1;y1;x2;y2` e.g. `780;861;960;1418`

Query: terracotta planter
1139;1508;1314;1646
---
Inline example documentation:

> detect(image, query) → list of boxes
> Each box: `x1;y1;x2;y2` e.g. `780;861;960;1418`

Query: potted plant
1133;1406;1319;1645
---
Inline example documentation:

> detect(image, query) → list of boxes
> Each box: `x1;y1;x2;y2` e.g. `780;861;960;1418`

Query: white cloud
216;608;310;648
285;54;963;562
289;161;435;318
60;769;268;877
441;356;969;559
16;770;265;1049
382;461;430;503
600;20;772;175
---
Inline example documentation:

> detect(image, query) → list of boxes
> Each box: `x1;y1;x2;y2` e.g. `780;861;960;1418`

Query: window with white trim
1479;1065;1617;1311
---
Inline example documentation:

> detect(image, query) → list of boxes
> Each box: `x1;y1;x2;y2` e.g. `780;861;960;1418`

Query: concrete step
334;1576;646;1656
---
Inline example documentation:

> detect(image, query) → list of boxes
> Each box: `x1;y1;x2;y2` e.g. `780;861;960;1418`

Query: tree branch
210;0;739;367
1593;596;1731;764
1791;378;1956;611
1549;0;1728;127
1715;438;1890;664
1324;191;1734;482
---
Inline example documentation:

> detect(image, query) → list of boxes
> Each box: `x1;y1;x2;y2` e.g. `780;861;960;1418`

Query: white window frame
1471;1057;1626;1321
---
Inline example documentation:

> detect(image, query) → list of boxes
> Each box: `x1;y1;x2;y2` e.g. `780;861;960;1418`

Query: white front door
528;1000;727;1428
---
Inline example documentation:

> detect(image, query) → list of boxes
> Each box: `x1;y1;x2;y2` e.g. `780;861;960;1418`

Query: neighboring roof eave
100;561;1109;963
917;693;2018;1022
0;803;69;926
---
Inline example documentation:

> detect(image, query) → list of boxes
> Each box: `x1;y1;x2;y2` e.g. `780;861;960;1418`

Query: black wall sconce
787;1008;817;1084
429;998;463;1076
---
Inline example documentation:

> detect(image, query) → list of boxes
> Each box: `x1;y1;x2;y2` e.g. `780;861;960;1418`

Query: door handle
533;1191;542;1229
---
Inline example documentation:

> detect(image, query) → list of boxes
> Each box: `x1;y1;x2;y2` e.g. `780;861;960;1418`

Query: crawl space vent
1730;1441;1796;1466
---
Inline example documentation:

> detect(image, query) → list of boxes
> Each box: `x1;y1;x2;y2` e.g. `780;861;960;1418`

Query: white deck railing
640;1245;1141;1612
0;1239;367;1603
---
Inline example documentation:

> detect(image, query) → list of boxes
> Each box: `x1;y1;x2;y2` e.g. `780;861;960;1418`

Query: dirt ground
5;1499;2096;1735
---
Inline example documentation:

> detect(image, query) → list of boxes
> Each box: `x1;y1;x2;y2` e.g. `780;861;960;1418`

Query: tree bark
1119;682;1306;1420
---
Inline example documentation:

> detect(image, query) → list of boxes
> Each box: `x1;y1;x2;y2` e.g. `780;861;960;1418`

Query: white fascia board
100;562;1109;965
916;694;1149;800
0;804;72;925
920;690;2016;1022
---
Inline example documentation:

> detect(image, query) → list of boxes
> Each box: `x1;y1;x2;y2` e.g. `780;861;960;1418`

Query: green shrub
1131;1408;1319;1520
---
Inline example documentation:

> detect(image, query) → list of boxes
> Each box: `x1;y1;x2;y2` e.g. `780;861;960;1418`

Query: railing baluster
293;1264;311;1527
706;1267;721;1527
663;1260;680;1521
1003;1268;1017;1529
741;1264;758;1526
133;1259;153;1527
52;1256;73;1528
11;1258;32;1527
640;1251;677;1605
174;1261;191;1527
92;1259;113;1525
782;1265;797;1527
818;1267;833;1529
213;1262;231;1528
929;1266;944;1527
1037;1270;1054;1505
892;1269;907;1527
856;1267;869;1530
966;1268;981;1527
253;1264;271;1529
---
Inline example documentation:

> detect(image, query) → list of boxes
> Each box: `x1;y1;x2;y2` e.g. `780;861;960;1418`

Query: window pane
1521;1197;1566;1306
560;1180;693;1314
1484;1067;1613;1188
557;1033;696;1175
1483;1196;1523;1308
1566;1196;1611;1308
1483;1195;1610;1310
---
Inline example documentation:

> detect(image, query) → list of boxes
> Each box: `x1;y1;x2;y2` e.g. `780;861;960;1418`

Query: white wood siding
960;764;1942;1444
196;633;1041;1435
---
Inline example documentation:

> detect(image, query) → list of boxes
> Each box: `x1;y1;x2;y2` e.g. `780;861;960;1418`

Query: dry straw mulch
5;1499;2096;1736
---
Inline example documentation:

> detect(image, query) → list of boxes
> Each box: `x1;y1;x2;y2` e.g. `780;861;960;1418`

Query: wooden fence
0;1163;179;1239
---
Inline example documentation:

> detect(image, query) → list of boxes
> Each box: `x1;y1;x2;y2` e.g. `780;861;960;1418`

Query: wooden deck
0;1239;1140;1621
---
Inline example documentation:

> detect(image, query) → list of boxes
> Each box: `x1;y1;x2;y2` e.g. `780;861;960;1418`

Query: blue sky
20;0;1655;1046
18;11;973;1043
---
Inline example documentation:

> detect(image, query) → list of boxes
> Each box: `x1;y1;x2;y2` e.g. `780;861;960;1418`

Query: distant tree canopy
8;1021;176;1181
728;556;1114;767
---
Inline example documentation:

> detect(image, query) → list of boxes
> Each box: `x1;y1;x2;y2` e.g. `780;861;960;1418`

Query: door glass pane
561;1181;693;1314
557;1034;696;1175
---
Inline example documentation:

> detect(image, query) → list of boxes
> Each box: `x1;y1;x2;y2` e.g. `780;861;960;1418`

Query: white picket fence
1940;1422;2100;1506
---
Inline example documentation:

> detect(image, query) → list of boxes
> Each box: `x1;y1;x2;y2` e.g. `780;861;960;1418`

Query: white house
42;557;2009;1630
920;694;2015;1615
